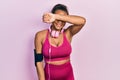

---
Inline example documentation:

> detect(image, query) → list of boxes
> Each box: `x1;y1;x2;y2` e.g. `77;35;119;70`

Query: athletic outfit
42;29;74;80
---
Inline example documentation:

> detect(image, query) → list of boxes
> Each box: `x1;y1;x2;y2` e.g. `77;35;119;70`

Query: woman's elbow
80;17;86;26
77;17;86;26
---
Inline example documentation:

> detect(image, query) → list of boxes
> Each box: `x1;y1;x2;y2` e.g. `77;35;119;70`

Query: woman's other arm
34;32;45;80
43;13;86;37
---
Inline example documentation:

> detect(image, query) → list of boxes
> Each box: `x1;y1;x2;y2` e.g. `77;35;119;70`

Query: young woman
34;4;86;80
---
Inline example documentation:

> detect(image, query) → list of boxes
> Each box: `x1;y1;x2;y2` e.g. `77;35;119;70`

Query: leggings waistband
45;60;71;69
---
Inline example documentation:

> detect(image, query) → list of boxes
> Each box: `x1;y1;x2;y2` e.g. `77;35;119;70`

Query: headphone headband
49;27;64;38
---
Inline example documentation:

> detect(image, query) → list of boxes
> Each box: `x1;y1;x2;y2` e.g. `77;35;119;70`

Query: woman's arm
34;32;45;80
43;13;86;37
56;14;86;36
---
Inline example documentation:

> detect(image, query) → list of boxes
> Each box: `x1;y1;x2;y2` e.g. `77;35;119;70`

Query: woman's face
52;10;68;31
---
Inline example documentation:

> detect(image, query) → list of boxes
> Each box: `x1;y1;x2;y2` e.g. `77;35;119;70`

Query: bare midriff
46;58;70;65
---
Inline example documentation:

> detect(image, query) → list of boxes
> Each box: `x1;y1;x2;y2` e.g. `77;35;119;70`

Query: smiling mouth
56;22;63;27
57;24;61;27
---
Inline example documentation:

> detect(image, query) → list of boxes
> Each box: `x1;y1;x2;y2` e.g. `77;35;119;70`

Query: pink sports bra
42;29;72;62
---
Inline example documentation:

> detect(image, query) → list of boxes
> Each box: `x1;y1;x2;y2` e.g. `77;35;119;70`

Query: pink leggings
44;61;74;80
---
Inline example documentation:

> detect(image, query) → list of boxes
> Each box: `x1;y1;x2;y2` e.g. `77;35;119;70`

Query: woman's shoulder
35;29;48;36
34;29;48;40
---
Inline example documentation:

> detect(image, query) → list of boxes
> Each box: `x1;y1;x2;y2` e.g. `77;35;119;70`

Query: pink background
0;0;120;80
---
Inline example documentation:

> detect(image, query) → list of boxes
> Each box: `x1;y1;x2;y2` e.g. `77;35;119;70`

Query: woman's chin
55;26;63;30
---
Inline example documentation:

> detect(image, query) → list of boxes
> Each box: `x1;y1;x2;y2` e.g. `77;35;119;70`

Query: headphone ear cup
51;30;59;38
54;31;59;38
51;30;55;37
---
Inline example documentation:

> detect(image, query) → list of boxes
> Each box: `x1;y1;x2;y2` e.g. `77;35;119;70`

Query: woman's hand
42;13;56;23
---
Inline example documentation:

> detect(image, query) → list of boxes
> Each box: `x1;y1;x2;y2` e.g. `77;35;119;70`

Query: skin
34;9;86;80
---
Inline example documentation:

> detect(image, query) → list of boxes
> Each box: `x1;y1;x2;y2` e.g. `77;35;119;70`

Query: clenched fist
42;13;56;23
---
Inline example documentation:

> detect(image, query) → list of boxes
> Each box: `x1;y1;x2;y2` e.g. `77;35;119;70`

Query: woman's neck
51;25;61;32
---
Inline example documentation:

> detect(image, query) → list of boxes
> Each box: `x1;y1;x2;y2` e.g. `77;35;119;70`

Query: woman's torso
41;29;72;65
